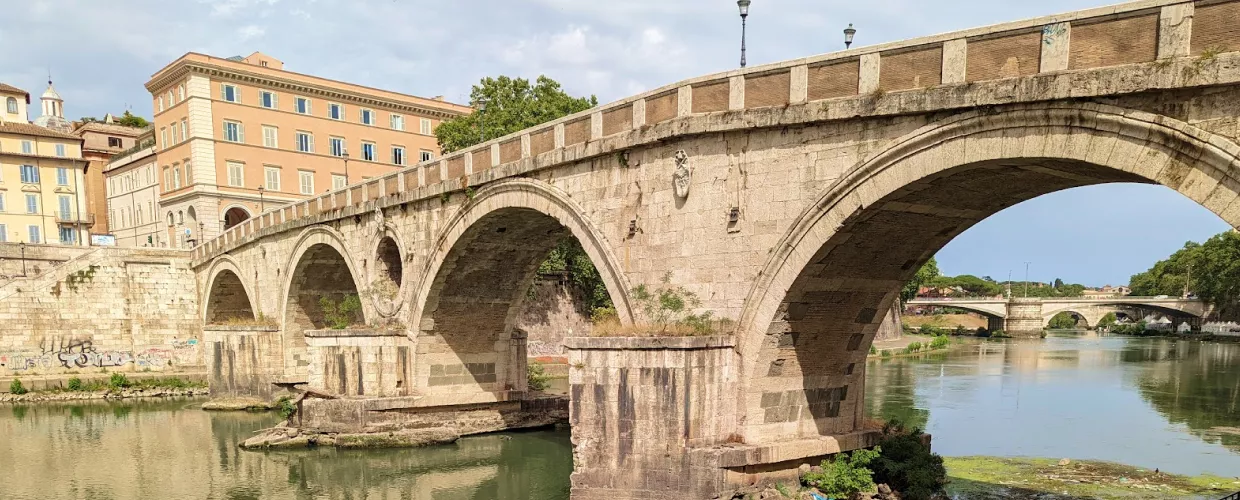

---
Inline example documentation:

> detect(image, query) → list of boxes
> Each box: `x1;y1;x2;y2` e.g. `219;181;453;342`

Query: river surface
1;335;1237;499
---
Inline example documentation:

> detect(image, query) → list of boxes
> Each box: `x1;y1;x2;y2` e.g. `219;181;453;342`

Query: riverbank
869;333;968;359
945;456;1239;499
1;374;208;403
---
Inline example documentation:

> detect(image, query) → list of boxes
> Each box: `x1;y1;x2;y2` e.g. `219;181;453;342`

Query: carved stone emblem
373;207;385;234
673;150;691;199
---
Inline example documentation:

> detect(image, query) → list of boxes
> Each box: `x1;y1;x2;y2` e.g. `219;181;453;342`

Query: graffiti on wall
0;336;201;373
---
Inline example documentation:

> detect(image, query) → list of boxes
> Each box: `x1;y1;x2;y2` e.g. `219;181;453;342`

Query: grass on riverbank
945;456;1239;499
9;375;206;395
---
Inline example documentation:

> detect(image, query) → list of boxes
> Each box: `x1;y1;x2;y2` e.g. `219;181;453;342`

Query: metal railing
55;212;95;225
1217;490;1239;500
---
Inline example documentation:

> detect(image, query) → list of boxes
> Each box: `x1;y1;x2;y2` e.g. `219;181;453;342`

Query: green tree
1130;231;1240;317
901;257;939;303
435;75;597;153
1047;312;1079;329
115;111;150;128
537;237;613;312
1053;278;1064;289
1097;312;1117;329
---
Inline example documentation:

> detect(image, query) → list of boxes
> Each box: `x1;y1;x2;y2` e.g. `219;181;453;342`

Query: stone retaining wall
0;247;202;378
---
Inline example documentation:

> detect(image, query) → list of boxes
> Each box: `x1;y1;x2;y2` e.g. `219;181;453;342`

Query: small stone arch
201;256;258;324
734;101;1240;443
368;224;406;318
222;205;251;230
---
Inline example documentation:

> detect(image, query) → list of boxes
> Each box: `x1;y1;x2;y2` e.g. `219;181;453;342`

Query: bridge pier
565;336;881;499
1005;298;1044;336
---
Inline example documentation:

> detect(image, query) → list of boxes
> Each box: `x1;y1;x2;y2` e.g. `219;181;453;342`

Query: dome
33;114;72;133
34;80;71;133
41;83;62;101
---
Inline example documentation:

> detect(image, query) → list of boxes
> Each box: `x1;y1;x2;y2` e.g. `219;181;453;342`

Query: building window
332;174;346;190
167;91;174;107
173;167;181;189
22;141;32;154
184;161;193;184
260;60;268;67
223;120;244;143
20;165;39;184
163;167;170;191
55;144;65;157
390;114;404;131
166;212;174;227
296;131;314;153
227;161;244;187
0;193;5;212
158;96;164;113
360;108;374;125
262;125;278;148
260;90;277;109
0;224;6;242
420;150;433;162
295;97;311;114
264;166;281;191
161;127;168;148
328;103;343;120
392;146;406;165
28;225;40;244
299;171;314;194
25;194;38;214
170;123;178;144
56;168;68;186
5;97;15;114
181;119;188;141
221;84;239;103
58;195;71;220
108;137;122;148
178;85;185;102
420;118;432;135
330;137;345;157
60;226;75;244
361;142;375;161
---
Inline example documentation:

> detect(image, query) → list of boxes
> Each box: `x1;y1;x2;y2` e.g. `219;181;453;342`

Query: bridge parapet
192;0;1240;267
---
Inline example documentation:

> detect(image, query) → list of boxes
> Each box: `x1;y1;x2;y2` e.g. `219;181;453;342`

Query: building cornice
148;61;468;121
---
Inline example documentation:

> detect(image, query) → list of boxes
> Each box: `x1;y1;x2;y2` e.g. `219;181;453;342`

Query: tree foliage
1129;231;1240;317
1047;312;1080;329
435;75;597;153
1097;312;1117;329
901;257;940;302
115;111;150;128
537;237;613;313
870;422;947;500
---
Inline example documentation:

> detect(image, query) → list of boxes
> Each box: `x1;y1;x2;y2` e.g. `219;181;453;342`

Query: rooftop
0;121;82;140
0;83;30;103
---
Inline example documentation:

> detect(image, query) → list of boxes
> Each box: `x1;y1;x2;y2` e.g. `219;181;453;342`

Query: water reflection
864;335;1240;477
0;398;572;500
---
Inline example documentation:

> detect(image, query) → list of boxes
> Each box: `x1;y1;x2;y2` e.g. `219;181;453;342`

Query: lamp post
19;242;27;277
1024;261;1031;298
737;0;751;68
844;23;857;48
257;186;265;213
342;150;350;186
477;98;488;143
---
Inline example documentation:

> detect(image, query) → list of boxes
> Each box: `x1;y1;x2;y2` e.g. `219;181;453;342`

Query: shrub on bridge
801;446;880;498
871;421;947;500
320;294;362;330
527;363;551;392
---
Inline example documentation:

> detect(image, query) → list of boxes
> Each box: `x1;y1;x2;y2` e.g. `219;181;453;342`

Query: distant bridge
906;296;1211;332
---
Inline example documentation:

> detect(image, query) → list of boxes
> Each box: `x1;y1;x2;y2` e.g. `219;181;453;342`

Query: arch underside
750;159;1157;441
284;243;364;382
205;269;254;324
419;208;575;395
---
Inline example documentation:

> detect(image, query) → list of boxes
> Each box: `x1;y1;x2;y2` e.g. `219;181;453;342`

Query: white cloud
237;25;266;41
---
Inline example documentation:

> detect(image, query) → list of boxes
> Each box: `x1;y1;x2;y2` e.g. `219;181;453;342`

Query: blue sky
0;0;1232;285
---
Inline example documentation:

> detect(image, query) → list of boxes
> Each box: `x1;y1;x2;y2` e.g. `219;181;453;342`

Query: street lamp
844;23;857;49
19;242;27;277
1024;262;1031;298
477;98;488;143
737;0;751;68
257;186;265;213
342;150;350;186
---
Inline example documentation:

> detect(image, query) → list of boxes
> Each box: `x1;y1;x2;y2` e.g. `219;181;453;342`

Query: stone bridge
906;296;1211;331
192;0;1240;497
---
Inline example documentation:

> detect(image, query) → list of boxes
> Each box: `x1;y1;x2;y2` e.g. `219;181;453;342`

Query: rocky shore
240;424;463;450
0;387;209;403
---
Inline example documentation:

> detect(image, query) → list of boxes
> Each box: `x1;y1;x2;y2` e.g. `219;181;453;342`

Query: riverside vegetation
3;374;207;402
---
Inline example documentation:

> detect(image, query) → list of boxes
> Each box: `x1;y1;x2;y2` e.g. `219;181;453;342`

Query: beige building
0;82;89;245
144;51;471;247
104;130;161;247
76;118;147;235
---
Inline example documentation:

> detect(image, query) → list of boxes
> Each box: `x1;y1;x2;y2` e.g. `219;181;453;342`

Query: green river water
0;334;1236;499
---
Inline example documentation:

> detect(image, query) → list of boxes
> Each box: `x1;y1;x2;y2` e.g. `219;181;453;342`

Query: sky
0;0;1231;286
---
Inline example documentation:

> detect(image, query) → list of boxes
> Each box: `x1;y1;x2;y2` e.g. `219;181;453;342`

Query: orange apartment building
144;51;471;247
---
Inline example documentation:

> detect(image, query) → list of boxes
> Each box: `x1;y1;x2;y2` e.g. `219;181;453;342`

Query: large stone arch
201;256;257;324
279;226;369;380
408;178;632;395
734;101;1240;443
